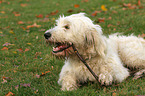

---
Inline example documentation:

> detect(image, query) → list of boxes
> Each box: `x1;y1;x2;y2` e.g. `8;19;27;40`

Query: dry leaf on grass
2;79;7;84
24;48;29;52
20;83;31;87
36;14;43;18
1;47;8;50
36;71;50;78
91;11;101;17
97;18;105;23
18;21;24;24
101;5;108;11
26;23;41;29
138;33;145;38
74;4;80;8
50;10;59;16
3;42;12;46
5;92;15;96
20;3;28;7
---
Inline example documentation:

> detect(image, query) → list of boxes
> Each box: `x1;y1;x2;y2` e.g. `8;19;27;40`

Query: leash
71;44;101;86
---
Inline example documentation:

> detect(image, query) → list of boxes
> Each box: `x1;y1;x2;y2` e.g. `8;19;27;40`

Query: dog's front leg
98;64;115;85
58;69;77;91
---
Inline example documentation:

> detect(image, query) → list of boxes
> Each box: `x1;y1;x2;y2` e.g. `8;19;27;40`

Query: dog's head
44;13;106;57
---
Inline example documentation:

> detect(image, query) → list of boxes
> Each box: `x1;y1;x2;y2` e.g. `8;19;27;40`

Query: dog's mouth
53;42;72;53
51;42;74;57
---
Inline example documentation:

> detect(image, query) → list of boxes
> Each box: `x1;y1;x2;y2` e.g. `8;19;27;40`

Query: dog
44;13;145;91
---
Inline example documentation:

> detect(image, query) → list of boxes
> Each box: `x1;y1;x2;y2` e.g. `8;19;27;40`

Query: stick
71;44;101;86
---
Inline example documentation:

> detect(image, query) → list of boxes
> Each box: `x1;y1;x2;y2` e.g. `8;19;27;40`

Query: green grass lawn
0;0;145;95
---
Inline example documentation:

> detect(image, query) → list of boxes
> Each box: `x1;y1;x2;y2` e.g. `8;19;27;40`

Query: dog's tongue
52;45;73;57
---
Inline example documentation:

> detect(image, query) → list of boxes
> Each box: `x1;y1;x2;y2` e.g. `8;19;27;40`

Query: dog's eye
64;25;70;29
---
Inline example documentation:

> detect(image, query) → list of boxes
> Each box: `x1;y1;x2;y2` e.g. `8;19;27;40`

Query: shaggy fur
44;13;145;91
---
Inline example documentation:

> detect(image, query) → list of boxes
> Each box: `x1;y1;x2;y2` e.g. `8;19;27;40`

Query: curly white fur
45;13;145;91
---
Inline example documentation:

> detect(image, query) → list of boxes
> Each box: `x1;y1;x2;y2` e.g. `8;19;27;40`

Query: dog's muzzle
44;32;51;39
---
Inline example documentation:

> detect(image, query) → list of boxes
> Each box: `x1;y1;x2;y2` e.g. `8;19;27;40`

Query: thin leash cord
71;44;101;86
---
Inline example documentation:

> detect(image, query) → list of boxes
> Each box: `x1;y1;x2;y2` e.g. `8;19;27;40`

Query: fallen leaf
101;5;107;11
20;83;31;87
67;9;74;13
51;66;53;69
0;31;3;34
36;14;43;18
24;48;29;52
2;79;7;84
128;27;133;30
108;17;112;20
18;21;24;24
74;4;80;8
112;92;116;96
138;33;145;38
27;43;31;45
139;6;144;9
123;3;137;9
36;36;39;39
1;47;8;50
1;11;5;14
17;48;23;52
38;18;49;22
15;85;19;91
97;18;105;23
9;30;15;34
14;13;21;16
45;71;50;74
34;89;39;93
13;51;17;54
20;26;26;30
13;70;17;73
3;77;12;80
91;11;101;17
36;74;40;78
113;28;116;31
36;71;50;78
26;23;41;29
20;3;28;7
138;0;141;6
107;24;113;27
26;30;30;32
123;3;132;7
3;42;12;46
14;37;17;40
5;92;15;96
50;10;59;16
7;2;10;4
91;11;98;17
52;18;55;21
41;72;45;76
41;71;50;76
82;0;89;2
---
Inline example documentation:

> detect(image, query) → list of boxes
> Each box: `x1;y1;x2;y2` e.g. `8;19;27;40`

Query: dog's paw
99;73;113;85
61;85;77;91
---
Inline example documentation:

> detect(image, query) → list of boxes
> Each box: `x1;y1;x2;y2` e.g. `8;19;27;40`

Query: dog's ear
84;25;106;57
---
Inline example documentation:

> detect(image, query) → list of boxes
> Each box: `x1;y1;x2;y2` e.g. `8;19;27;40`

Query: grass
0;0;145;95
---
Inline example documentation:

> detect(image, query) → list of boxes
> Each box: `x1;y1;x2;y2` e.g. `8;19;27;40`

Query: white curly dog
44;13;145;91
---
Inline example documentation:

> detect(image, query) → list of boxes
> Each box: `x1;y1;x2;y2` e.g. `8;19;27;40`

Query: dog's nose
44;32;51;39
